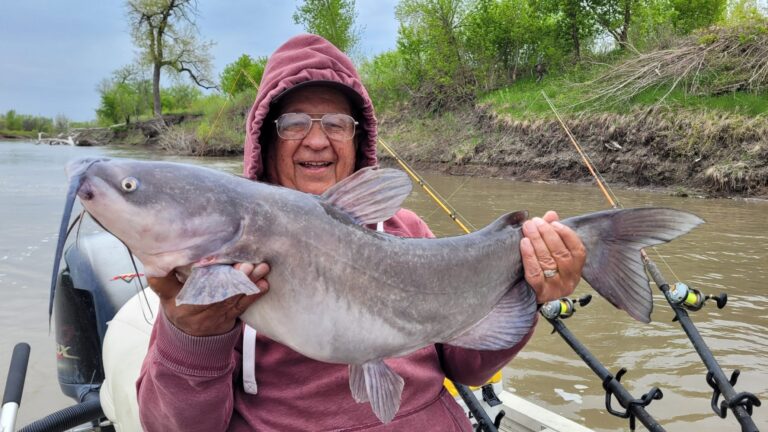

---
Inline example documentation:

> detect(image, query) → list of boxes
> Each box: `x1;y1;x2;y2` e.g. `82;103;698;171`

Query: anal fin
445;280;537;350
349;364;368;403
175;264;260;306
354;360;404;424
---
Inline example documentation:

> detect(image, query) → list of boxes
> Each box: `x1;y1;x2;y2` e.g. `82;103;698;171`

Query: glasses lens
276;113;311;139
321;114;356;140
275;113;357;140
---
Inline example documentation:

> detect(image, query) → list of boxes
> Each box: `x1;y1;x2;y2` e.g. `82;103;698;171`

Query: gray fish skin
63;157;704;423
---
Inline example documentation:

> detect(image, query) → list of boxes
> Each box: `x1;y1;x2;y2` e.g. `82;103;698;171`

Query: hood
243;34;378;181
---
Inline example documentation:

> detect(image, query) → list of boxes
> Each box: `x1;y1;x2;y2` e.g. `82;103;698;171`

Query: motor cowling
54;232;145;402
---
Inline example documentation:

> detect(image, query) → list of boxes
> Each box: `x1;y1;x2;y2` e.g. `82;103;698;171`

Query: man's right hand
148;263;270;337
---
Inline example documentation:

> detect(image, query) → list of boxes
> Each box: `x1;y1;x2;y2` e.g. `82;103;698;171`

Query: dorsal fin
479;210;528;233
320;167;412;225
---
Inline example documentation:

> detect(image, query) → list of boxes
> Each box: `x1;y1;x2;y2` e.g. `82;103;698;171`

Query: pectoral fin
175;264;260;306
350;360;405;424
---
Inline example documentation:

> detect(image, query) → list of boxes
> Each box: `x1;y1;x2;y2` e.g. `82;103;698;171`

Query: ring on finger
543;268;559;278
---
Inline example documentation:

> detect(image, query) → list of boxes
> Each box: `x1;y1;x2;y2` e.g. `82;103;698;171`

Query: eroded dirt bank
378;105;768;199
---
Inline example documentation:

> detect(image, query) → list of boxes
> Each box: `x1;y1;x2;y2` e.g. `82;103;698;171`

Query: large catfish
53;157;703;423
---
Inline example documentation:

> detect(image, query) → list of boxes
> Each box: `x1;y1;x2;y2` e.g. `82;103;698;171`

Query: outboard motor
54;232;145;403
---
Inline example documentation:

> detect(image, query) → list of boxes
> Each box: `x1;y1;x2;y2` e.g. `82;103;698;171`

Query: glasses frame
274;113;359;141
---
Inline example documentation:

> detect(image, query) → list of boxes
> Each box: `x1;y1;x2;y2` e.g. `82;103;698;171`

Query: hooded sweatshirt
137;34;535;432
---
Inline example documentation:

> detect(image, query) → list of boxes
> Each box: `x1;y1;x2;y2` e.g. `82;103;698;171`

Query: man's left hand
520;211;586;304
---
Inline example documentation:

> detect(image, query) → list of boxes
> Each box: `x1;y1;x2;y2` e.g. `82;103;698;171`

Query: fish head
66;157;244;275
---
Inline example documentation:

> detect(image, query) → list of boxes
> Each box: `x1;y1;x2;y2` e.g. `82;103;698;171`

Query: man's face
267;86;357;195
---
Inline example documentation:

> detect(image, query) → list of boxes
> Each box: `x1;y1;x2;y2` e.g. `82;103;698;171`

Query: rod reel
540;294;592;320
666;282;727;312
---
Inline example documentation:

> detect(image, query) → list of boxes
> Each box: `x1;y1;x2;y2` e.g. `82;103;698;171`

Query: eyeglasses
275;113;358;141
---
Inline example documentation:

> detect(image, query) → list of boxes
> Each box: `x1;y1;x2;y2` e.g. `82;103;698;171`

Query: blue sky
0;1;400;122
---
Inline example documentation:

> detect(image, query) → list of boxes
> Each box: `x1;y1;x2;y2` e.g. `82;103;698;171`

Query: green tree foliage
96;65;153;125
4;110;21;131
97;82;143;126
463;0;545;89
293;0;361;54
359;50;409;110
219;54;268;97
395;0;473;109
670;0;728;34
0;110;53;133
727;0;768;24
534;0;596;61
127;0;216;116
161;84;202;112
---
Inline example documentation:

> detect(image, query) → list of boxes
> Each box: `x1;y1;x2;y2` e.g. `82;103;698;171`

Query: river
0;140;766;430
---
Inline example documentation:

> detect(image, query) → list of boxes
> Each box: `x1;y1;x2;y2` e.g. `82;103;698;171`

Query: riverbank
46;97;767;200
377;103;768;200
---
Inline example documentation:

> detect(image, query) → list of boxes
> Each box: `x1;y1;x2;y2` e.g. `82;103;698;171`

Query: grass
0;129;38;138
481;68;768;120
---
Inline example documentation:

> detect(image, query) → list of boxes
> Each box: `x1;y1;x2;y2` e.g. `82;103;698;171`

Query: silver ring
543;268;559;278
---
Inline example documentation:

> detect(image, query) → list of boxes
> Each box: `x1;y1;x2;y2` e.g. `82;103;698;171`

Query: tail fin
564;208;704;323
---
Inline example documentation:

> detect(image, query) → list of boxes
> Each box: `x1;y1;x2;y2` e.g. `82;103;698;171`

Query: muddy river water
1;140;766;430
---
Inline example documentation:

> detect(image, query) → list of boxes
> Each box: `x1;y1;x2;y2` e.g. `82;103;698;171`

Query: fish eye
121;177;139;192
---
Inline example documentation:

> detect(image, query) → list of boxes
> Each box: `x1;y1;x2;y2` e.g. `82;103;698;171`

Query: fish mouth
49;156;110;320
77;179;95;201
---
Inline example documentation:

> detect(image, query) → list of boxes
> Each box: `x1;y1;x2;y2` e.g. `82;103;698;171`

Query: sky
0;1;400;122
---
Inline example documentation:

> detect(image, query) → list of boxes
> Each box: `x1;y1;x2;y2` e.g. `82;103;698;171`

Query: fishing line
379;135;665;431
83;210;155;324
378;138;476;233
423;176;471;223
541;91;685;283
542;91;760;430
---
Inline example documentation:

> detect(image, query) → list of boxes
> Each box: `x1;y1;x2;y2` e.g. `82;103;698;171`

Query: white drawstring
242;324;258;394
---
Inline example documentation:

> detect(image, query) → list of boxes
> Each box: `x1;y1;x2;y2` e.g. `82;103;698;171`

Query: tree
293;0;361;54
464;0;540;88
97;81;141;125
4;110;21;131
670;0;728;34
96;65;154;125
219;54;269;97
127;0;216;117
531;0;595;61
585;0;636;49
54;114;70;133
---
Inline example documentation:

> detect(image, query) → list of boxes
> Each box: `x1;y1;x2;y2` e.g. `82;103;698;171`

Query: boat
1;231;593;432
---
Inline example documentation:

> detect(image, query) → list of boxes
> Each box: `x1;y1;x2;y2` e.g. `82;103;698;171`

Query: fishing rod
542;91;761;431
541;296;665;431
378;138;664;431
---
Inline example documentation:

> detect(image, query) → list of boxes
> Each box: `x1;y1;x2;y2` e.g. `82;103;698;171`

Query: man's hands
521;211;586;304
148;263;270;337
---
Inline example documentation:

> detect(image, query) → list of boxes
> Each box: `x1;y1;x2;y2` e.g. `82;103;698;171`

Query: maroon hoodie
137;34;535;431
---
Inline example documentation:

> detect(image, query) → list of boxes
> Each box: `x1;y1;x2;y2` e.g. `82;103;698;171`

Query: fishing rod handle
2;343;30;406
1;343;30;432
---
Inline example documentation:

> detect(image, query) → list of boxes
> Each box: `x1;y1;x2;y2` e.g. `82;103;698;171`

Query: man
137;34;585;431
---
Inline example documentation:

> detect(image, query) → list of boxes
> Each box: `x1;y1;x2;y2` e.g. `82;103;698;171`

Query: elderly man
137;34;585;431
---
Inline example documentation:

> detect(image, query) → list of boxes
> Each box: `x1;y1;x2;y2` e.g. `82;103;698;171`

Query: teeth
301;162;331;167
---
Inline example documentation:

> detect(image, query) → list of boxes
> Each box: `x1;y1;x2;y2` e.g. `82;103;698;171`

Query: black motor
53;232;144;403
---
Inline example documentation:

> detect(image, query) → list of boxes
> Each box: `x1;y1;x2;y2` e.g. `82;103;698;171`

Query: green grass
481;70;768;119
0;129;38;138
